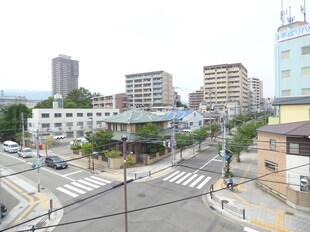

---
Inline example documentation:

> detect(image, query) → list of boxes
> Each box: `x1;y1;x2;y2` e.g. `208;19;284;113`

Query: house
257;121;310;211
103;108;171;166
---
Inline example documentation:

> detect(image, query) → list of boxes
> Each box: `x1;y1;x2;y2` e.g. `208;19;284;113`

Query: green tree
34;96;54;108
0;104;32;141
210;124;221;140
175;133;192;160
193;127;208;149
65;87;93;108
85;129;114;152
137;123;162;139
105;149;121;158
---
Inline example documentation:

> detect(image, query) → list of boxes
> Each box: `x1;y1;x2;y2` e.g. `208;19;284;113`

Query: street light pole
121;135;128;232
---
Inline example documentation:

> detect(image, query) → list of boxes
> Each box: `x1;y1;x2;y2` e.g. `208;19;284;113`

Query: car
53;135;66;140
18;147;33;158
1;203;7;218
69;137;88;146
3;141;19;153
45;156;68;169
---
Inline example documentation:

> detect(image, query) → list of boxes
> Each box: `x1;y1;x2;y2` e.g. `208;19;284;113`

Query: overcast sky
0;0;306;102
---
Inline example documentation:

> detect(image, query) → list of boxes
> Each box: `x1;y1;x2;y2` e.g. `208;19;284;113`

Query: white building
27;108;119;139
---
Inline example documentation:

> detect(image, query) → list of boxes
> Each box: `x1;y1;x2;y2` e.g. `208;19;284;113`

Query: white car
70;138;88;146
18;147;33;158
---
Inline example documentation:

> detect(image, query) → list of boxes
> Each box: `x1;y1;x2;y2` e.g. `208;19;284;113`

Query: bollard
48;209;51;220
135;173;137;180
243;208;245;220
149;171;151;177
50;199;53;211
221;200;224;210
32;225;36;231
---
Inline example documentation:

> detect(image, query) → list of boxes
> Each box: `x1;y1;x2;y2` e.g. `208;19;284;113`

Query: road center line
63;170;83;177
193;155;219;174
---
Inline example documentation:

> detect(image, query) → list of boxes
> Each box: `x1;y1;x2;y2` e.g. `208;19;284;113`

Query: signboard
276;24;310;42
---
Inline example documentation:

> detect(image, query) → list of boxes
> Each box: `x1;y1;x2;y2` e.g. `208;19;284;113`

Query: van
3;141;20;153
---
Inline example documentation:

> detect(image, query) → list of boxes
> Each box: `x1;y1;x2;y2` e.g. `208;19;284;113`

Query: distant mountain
2;90;51;101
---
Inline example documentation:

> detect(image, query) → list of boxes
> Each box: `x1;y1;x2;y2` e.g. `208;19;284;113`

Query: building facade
92;93;128;113
189;87;204;110
203;63;248;114
125;71;174;109
52;54;79;97
248;77;263;113
27;108;119;139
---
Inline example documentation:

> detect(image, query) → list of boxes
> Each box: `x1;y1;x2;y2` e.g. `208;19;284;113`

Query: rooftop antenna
281;0;287;26
301;0;307;22
287;6;295;28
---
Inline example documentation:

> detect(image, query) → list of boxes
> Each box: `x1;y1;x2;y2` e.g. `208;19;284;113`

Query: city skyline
0;0;306;101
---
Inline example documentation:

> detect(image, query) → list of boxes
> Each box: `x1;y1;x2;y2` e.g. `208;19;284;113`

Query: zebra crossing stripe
78;179;100;188
57;187;78;198
84;177;107;186
182;174;198;185
64;184;86;194
189;175;205;188
196;176;211;189
71;182;93;191
90;176;112;184
175;173;192;184
163;171;180;181
169;172;186;182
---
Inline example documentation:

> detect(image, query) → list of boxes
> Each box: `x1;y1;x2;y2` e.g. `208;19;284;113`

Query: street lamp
121;135;128;232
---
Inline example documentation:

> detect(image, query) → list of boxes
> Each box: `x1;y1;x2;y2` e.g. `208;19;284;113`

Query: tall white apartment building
125;71;174;109
203;63;248;114
248;77;263;113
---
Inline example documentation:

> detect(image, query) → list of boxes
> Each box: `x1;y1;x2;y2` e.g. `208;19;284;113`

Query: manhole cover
138;193;146;198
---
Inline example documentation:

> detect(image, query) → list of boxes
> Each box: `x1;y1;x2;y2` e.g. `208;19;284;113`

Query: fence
210;184;246;220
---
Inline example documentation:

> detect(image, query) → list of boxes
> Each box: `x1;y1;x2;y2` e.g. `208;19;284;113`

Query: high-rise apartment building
92;93;128;113
125;71;173;109
188;87;204;110
203;63;248;114
52;54;79;97
248;77;263;112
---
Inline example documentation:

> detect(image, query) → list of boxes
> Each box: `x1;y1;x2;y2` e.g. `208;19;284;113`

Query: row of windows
41;121;103;128
41;112;117;118
281;88;310;97
270;139;300;154
281;46;310;59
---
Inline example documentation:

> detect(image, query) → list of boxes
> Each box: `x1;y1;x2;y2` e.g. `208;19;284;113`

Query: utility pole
121;135;128;232
21;112;25;148
220;111;227;178
36;129;41;192
208;90;212;135
171;110;176;166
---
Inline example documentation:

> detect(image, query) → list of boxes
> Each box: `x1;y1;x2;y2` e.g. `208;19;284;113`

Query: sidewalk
206;147;310;232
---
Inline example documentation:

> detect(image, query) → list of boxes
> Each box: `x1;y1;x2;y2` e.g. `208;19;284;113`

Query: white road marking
163;171;180;181
64;184;86;194
71;182;93;191
212;159;222;162
63;170;83;177
189;175;205;188
169;172;186;182
84;177;106;186
194;156;219;174
90;176;112;184
244;227;258;232
78;179;100;188
196;176;211;189
175;173;192;184
56;187;78;198
182;174;198;185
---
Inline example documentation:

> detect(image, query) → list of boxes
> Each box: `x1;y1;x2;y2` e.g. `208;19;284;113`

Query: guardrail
210;184;245;220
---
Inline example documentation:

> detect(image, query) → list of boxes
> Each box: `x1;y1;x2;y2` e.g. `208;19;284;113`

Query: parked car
45;156;68;169
3;141;19;153
18;147;33;158
69;137;88;146
1;203;7;218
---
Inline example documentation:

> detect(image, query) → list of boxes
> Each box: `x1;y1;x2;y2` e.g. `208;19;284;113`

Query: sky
0;0;306;102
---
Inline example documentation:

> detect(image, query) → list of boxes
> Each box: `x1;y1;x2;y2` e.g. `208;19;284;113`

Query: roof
257;120;310;137
103;109;169;124
163;110;196;121
273;96;310;106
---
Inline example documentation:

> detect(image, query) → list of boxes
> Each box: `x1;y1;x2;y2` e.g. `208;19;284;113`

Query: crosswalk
56;176;112;198
163;171;212;190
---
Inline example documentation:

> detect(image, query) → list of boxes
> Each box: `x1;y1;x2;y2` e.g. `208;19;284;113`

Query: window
121;124;127;131
105;112;110;116
190;122;193;126
66;113;73;117
281;50;290;59
302;45;310;55
87;121;92;126
301;67;310;76
300;176;310;192
54;123;62;128
113;112;118;115
264;160;277;171
288;143;299;154
281;89;291;97
96;112;102;116
281;70;290;79
41;113;49;118
302;88;310;95
77;121;83;126
66;122;73;127
270;139;276;151
77;113;83;117
54;113;61;118
87;113;93;117
42;123;50;129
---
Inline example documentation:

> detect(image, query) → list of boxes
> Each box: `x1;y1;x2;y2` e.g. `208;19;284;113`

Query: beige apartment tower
203;63;248;113
125;71;173;109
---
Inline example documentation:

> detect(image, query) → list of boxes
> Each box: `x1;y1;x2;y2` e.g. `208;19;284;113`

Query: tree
210;124;220;140
85;129;114;152
65;87;93;108
193;127;208;149
137;123;162;140
0;104;32;142
175;133;192;160
34;96;54;108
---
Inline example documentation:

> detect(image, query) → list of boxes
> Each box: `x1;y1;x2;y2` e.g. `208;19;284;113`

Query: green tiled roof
104;109;169;124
